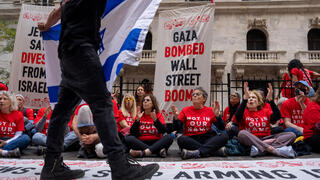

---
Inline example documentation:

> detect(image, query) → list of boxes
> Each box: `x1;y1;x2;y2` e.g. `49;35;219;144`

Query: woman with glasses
236;82;296;158
117;94;137;136
171;87;228;159
0;91;31;158
125;94;173;158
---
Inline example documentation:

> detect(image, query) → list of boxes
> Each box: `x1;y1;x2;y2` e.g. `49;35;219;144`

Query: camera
295;88;307;96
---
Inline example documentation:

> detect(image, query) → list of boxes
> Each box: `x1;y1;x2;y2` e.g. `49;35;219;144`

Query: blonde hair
0;91;18;112
249;90;264;110
120;93;137;118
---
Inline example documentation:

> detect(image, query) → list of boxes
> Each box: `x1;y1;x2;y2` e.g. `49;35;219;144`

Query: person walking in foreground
38;0;159;179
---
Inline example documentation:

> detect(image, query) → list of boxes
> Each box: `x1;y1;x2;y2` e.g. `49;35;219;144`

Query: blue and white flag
43;0;161;106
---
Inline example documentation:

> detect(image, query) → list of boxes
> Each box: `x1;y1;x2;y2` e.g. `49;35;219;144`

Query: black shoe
40;156;85;180
110;155;159;180
214;147;227;157
4;148;21;158
181;149;200;160
158;148;167;158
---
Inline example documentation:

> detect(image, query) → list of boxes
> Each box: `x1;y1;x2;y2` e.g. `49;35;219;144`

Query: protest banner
154;5;215;122
9;5;53;109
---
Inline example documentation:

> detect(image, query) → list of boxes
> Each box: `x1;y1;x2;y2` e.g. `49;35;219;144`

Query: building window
247;29;267;50
308;28;320;50
143;32;152;50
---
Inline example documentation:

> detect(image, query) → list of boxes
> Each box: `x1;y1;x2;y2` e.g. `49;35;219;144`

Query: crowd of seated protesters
32;105;79;155
2;74;320;159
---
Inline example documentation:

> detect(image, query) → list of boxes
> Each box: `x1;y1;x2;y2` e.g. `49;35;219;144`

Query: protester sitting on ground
171;87;228;159
32;106;78;155
72;103;105;158
223;91;241;139
0;83;8;91
236;82;296;158
117;93;137;137
281;81;313;137
125;94;173;158
0;91;31;158
281;59;320;98
303;88;320;153
16;94;35;137
72;99;119;158
135;85;145;109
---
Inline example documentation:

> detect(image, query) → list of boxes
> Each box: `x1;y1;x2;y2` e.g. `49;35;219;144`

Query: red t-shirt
0;111;25;137
241;108;272;137
281;97;309;128
281;73;295;98
222;106;230;124
222;106;237;125
19;107;34;121
138;112;165;141
117;111;136;132
179;106;216;136
34;107;52;135
291;68;313;86
303;102;320;139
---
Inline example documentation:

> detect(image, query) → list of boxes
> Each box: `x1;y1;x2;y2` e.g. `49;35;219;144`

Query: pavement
19;141;320;162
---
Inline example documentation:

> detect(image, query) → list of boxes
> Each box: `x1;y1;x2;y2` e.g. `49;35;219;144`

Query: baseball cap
294;80;315;97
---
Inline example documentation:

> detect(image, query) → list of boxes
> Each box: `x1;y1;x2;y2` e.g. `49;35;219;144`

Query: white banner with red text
0;159;320;179
9;5;53;109
153;5;215;122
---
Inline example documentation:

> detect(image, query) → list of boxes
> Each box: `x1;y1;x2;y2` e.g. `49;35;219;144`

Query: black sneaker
110;155;159;180
214;147;227;157
40;157;85;180
181;149;200;160
5;148;21;158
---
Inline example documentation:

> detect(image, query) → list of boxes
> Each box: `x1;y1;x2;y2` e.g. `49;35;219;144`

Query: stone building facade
125;0;320;87
1;0;320;95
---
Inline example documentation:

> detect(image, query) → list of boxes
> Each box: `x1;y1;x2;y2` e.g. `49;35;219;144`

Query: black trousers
177;132;228;157
45;46;124;162
305;134;320;153
124;134;173;154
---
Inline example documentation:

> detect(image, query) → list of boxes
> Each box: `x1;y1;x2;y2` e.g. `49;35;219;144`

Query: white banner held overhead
9;4;53;109
154;5;215;122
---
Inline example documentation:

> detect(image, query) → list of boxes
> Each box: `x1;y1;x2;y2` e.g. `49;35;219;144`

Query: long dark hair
287;59;306;78
140;94;160;113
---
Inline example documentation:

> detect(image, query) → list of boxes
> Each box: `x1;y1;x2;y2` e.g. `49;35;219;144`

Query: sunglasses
125;97;134;101
192;92;202;96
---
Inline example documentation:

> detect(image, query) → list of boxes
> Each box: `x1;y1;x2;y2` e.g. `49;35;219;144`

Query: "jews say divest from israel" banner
154;5;215;122
9;5;53;109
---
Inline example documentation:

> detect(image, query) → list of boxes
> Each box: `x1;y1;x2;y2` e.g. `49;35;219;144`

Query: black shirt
58;0;107;59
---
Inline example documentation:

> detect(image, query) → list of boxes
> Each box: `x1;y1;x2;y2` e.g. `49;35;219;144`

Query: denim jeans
1;134;31;151
284;127;302;137
33;131;78;150
45;46;124;162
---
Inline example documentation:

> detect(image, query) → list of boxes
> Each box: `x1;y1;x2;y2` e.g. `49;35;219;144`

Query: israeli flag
42;0;161;106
